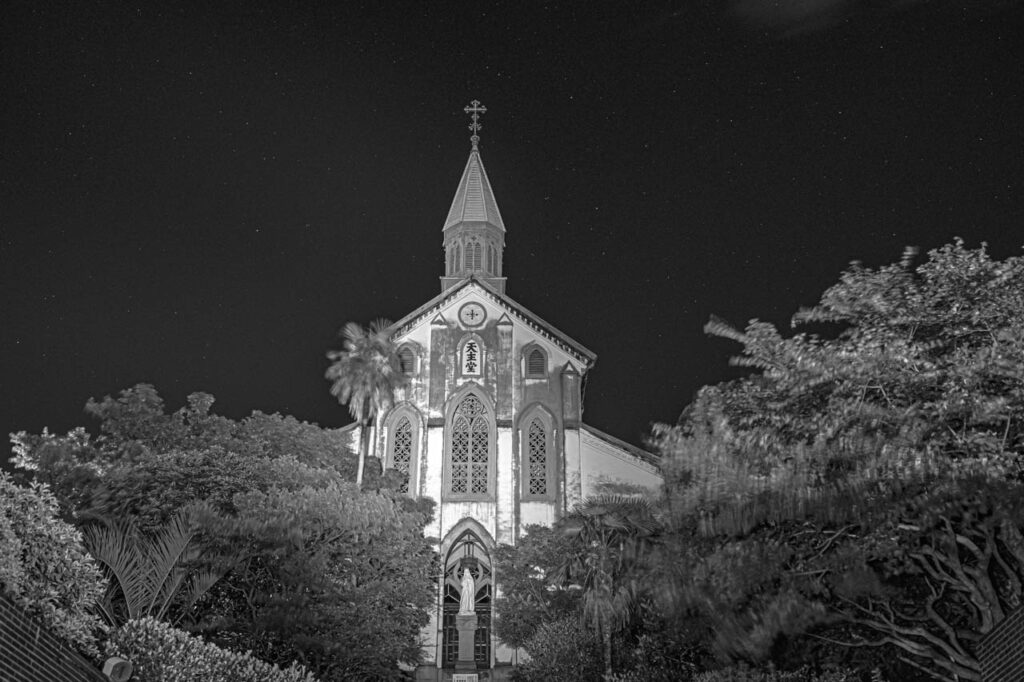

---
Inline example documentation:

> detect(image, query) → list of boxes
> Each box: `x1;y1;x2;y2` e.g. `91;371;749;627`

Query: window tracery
449;394;490;496
391;417;413;493
527;418;547;496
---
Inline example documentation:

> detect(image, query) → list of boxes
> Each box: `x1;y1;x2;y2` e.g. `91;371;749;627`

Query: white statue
458;568;476;615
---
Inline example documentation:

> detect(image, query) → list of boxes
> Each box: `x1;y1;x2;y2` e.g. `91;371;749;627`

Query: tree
10;384;356;531
511;617;604;682
83;504;227;628
555;494;659;678
11;384;434;678
325;319;408;487
0;471;107;657
198;482;436;680
654;240;1024;681
493;524;582;648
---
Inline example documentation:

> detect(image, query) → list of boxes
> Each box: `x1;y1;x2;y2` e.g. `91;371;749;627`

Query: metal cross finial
464;100;487;149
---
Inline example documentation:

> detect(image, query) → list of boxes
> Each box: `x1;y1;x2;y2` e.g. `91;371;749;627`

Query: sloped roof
581;424;661;468
443;150;506;232
389;276;597;367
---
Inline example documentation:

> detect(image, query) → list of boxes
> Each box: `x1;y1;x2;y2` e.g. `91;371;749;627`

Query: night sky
2;1;1023;458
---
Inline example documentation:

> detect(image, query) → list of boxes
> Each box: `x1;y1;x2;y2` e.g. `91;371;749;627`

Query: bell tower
440;101;507;294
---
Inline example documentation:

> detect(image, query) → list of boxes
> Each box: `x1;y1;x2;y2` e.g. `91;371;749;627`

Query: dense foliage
0;471;107;657
654;240;1024;681
510;617;603;682
496;241;1024;681
106;617;317;682
11;384;435;680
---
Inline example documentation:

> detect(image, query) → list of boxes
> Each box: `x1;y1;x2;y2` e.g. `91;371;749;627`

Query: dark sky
2;1;1023;456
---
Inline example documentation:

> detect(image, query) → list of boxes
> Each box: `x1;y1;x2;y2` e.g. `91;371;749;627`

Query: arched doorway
441;528;492;669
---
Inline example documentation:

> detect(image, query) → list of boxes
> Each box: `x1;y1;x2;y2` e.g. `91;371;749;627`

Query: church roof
390;276;597;368
443;150;506;233
581;424;661;468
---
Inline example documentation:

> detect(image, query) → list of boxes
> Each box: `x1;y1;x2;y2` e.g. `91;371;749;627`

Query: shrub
106;617;318;682
511;617;603;682
0;471;106;656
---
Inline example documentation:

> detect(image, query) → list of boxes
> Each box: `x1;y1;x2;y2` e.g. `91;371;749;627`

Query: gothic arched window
386;408;420;496
525;347;546;378
398;346;416;375
391;417;413;493
527;419;547;496
455;244;462;273
520;408;554;501
449;394;491;497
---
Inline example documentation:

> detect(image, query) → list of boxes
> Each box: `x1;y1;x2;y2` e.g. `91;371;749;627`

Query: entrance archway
441;528;492;669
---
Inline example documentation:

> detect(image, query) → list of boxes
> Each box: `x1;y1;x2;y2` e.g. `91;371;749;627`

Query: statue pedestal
455;613;478;670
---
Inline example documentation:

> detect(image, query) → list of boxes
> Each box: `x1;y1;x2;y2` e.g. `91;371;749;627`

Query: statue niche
442;529;491;669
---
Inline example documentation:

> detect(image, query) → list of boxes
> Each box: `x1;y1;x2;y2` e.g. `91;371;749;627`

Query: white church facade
354;103;662;681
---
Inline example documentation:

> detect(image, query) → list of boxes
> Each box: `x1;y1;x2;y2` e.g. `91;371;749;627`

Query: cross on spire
464;100;487;150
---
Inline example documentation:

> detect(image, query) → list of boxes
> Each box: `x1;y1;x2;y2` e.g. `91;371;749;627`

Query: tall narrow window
526;348;546;378
398;347;415;375
473;243;482;271
455;244;462;273
450;395;489;495
391;417;413;493
527;418;547;496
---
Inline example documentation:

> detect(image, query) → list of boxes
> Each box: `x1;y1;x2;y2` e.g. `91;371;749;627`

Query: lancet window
398;346;416;375
527;418;547;496
391;417;413;493
525;347;546;378
449;394;491;496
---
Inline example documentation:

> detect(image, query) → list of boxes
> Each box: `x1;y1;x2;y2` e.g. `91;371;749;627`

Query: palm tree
325;319;408;487
83;504;227;627
555;494;658;677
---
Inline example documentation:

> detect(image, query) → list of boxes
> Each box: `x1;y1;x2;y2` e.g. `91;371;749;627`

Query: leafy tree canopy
654;241;1024;681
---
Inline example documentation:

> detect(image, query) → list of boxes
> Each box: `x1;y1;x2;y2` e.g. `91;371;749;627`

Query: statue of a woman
458;568;476;615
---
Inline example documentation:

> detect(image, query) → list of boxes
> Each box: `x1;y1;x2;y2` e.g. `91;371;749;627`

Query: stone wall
0;593;106;682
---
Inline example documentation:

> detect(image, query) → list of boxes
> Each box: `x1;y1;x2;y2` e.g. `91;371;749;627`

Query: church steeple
441;101;506;294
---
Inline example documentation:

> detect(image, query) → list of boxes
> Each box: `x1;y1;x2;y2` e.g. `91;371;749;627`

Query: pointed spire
441;101;507;294
442;150;506;233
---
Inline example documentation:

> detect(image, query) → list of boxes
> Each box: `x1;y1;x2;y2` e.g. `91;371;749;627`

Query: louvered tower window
526;348;546;378
391;417;413;493
527;418;547;496
398;347;415;375
455;244;461;273
450;395;489;495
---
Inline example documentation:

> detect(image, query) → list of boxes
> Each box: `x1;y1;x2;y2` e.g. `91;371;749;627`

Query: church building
359;102;662;681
